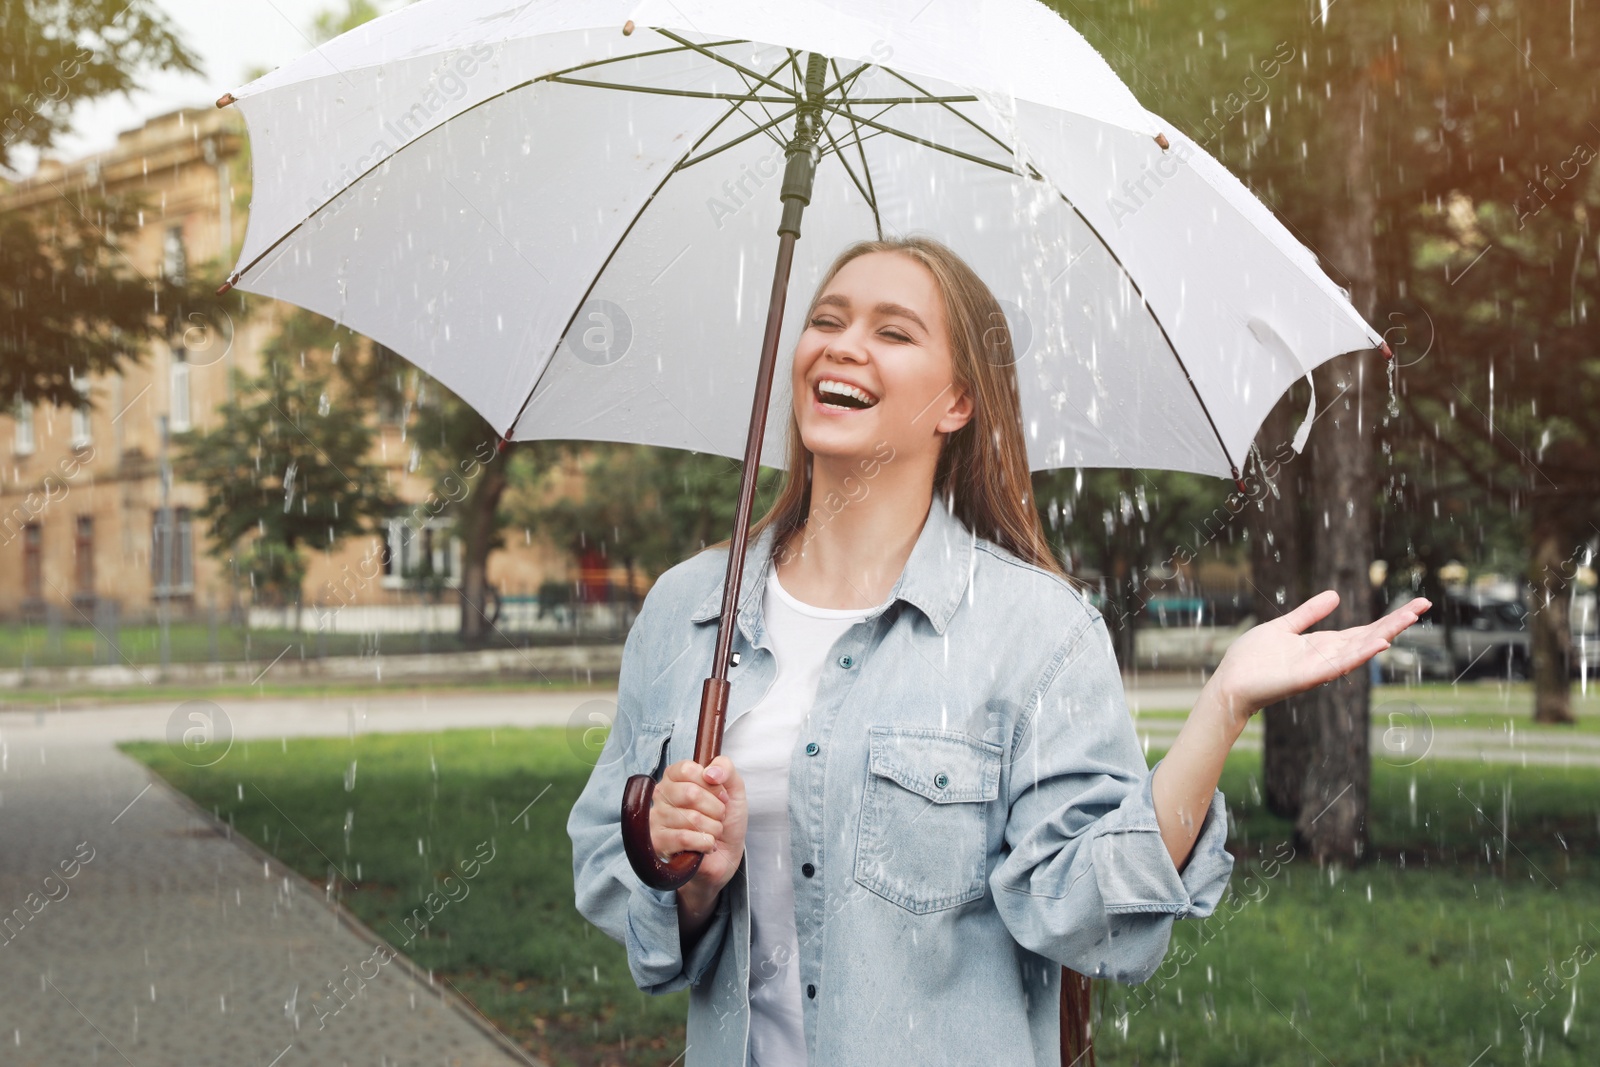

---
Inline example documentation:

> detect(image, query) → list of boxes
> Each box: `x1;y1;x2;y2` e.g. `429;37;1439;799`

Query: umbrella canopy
219;0;1385;482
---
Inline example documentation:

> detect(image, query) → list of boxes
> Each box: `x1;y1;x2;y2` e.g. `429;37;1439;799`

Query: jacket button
934;772;949;789
805;742;819;756
807;984;817;999
837;654;853;668
801;862;815;878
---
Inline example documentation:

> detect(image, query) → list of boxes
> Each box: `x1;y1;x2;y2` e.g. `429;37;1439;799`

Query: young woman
568;235;1428;1066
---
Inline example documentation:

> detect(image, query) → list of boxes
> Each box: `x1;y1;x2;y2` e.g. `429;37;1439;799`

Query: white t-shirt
720;560;887;1067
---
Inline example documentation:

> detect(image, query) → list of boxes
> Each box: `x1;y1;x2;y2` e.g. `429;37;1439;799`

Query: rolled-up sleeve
567;588;735;994
990;610;1235;985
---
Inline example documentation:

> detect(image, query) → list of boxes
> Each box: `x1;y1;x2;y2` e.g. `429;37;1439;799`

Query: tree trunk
458;456;510;645
1249;388;1316;819
1295;75;1379;867
1528;499;1576;724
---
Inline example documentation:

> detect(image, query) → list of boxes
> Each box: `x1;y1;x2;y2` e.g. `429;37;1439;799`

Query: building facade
0;107;636;628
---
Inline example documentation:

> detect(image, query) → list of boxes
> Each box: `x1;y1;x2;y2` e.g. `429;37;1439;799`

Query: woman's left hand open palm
1208;591;1432;721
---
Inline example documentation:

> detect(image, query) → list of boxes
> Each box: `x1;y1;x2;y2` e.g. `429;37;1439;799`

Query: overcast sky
35;0;352;171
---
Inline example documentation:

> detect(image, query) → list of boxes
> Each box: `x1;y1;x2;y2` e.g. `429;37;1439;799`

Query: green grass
0;673;622;710
0;620;624;670
1134;681;1600;739
121;731;1600;1066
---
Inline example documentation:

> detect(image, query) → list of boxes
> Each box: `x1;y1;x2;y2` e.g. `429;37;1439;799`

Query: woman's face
792;251;973;470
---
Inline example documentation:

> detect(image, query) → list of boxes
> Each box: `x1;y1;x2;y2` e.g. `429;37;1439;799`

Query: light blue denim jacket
567;491;1234;1066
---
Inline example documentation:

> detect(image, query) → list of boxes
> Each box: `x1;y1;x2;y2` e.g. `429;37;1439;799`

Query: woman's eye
808;316;836;328
881;329;911;343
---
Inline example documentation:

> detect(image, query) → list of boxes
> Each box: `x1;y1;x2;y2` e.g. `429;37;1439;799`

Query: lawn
121;730;1600;1066
0;619;625;671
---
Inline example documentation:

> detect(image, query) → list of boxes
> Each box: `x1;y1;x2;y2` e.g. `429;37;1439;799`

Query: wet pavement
0;698;546;1067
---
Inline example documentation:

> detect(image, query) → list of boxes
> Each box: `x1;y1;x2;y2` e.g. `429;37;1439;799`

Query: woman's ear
937;386;975;436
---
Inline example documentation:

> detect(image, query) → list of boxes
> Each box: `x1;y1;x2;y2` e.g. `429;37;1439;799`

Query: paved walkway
0;696;548;1067
1;683;1593;1065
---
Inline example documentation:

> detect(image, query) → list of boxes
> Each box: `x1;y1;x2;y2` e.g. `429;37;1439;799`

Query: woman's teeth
816;380;878;409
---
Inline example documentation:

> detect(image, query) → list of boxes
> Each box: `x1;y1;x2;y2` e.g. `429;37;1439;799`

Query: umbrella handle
619;52;827;894
620;677;730;891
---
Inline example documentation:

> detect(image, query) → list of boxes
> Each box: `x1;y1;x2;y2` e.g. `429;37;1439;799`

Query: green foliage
510;443;785;589
1071;0;1600;559
0;0;199;172
310;0;390;44
173;310;398;609
1032;467;1235;634
0;2;213;407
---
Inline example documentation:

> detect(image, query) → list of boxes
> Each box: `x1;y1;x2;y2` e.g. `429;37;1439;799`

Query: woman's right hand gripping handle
651;755;748;940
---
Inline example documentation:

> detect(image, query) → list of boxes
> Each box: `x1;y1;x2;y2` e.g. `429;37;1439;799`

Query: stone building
0;106;638;630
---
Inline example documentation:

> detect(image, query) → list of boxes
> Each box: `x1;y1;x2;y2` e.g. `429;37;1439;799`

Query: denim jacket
567;491;1235;1066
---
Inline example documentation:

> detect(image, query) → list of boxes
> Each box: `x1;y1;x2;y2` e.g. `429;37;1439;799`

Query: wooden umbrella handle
618;53;827;892
620;677;730;890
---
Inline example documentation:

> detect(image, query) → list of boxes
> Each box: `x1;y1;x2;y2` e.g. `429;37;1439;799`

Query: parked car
1375;629;1457;682
1131;595;1255;671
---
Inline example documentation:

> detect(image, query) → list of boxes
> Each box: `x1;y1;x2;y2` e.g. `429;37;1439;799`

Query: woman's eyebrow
814;293;928;332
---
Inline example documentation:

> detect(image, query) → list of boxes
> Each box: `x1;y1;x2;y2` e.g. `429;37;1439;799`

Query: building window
22;523;43;600
169;353;191;433
381;516;459;590
74;516;94;596
13;400;34;456
162;225;187;286
151;506;194;595
71;380;93;449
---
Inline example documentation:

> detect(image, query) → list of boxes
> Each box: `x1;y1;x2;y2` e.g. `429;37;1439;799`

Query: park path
0;701;544;1067
0;682;1593;1065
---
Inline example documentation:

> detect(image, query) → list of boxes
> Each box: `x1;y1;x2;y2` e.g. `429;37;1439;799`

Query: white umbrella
218;0;1387;483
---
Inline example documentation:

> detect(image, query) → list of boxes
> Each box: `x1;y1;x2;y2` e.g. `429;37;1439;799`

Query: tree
174;310;397;629
1244;386;1318;818
511;444;784;619
1030;467;1235;667
407;379;518;645
1;0;207;408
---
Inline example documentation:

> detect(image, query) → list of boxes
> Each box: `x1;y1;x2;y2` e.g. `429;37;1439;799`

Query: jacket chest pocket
853;726;1003;915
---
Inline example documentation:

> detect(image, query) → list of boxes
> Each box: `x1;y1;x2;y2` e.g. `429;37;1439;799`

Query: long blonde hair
705;234;1071;584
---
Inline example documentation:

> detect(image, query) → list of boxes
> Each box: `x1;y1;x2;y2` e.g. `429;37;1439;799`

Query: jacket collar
688;490;975;638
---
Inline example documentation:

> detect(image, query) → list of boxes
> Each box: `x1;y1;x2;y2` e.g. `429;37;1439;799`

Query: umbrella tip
1232;469;1247;494
216;92;236;109
216;276;236;295
1155;132;1170;149
1379;339;1394;360
622;19;635;35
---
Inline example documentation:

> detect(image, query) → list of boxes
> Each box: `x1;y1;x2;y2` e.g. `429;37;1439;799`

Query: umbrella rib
820;67;1241;479
652;28;803;101
810;101;1021;176
819;59;881;237
500;56;803;441
536;37;750;82
725;47;799;158
878;65;1031;170
678;106;800;168
816;121;878;232
1048;188;1240;479
543;76;797;105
